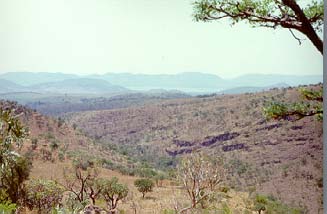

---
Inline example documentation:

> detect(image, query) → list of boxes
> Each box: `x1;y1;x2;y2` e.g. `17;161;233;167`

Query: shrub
25;179;65;213
31;138;38;150
97;177;129;211
252;194;304;214
0;201;16;214
134;178;154;198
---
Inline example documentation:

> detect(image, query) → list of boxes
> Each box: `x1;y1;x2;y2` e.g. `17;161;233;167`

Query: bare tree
63;162;99;204
177;153;225;213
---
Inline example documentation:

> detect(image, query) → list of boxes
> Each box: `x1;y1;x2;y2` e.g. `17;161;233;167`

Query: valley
0;83;323;213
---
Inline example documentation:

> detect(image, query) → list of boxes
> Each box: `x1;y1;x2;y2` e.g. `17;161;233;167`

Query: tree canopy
0;108;31;204
193;0;323;54
134;178;154;198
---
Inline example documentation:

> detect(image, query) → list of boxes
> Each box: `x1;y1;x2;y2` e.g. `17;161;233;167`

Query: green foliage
162;209;176;214
193;0;323;30
0;108;27;157
192;0;323;54
134;178;154;198
252;194;304;214
253;195;267;214
62;192;84;213
0;201;16;214
25;179;65;213
137;167;158;178
97;177;128;210
263;87;323;121
222;203;232;214
0;108;31;204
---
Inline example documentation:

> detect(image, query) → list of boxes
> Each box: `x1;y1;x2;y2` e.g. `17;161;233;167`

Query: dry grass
28;160;256;214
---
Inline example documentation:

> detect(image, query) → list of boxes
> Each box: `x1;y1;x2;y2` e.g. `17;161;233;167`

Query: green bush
97;177;128;211
134;178;154;198
0;201;16;214
253;194;304;214
25;179;65;213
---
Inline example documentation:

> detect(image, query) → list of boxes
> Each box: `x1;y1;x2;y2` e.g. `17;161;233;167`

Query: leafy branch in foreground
193;0;323;54
0;108;31;204
263;87;323;121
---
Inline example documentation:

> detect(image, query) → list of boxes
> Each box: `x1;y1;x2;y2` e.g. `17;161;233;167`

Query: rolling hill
27;78;128;94
24;91;191;116
0;72;77;86
0;79;26;92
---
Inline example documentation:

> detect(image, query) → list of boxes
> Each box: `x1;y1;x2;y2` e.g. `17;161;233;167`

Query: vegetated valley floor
66;85;323;213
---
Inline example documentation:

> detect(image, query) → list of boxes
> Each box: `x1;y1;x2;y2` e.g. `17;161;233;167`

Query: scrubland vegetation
0;84;322;213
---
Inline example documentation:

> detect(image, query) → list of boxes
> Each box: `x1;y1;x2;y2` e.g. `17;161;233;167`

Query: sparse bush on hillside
154;172;166;187
31;138;38;150
25;179;65;214
58;150;65;162
40;148;53;161
97;177;129;212
137;167;158;178
252;194;304;214
57;117;65;127
50;140;60;151
72;123;78;130
134;178;154;198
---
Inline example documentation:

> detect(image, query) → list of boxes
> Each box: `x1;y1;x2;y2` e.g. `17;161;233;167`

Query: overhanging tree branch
193;0;323;54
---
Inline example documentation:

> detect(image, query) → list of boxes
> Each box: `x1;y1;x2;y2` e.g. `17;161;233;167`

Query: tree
263;86;323;121
0;156;31;204
63;158;99;205
97;177;129;213
0;108;31;204
253;195;267;214
134;178;154;198
177;153;225;213
193;0;323;54
25;179;65;214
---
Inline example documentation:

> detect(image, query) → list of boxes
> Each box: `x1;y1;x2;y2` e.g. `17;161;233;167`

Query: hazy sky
0;0;323;78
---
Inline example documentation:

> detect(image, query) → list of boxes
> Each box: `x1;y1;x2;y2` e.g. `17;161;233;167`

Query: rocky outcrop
255;123;281;132
201;132;240;147
222;143;245;152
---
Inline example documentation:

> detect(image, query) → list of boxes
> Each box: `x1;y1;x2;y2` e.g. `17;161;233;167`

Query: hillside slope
67;84;323;213
0;100;130;170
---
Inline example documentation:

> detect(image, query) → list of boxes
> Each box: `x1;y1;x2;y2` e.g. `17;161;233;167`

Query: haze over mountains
0;71;322;95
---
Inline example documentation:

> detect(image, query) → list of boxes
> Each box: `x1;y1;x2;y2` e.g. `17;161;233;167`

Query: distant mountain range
0;77;128;94
0;72;322;94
